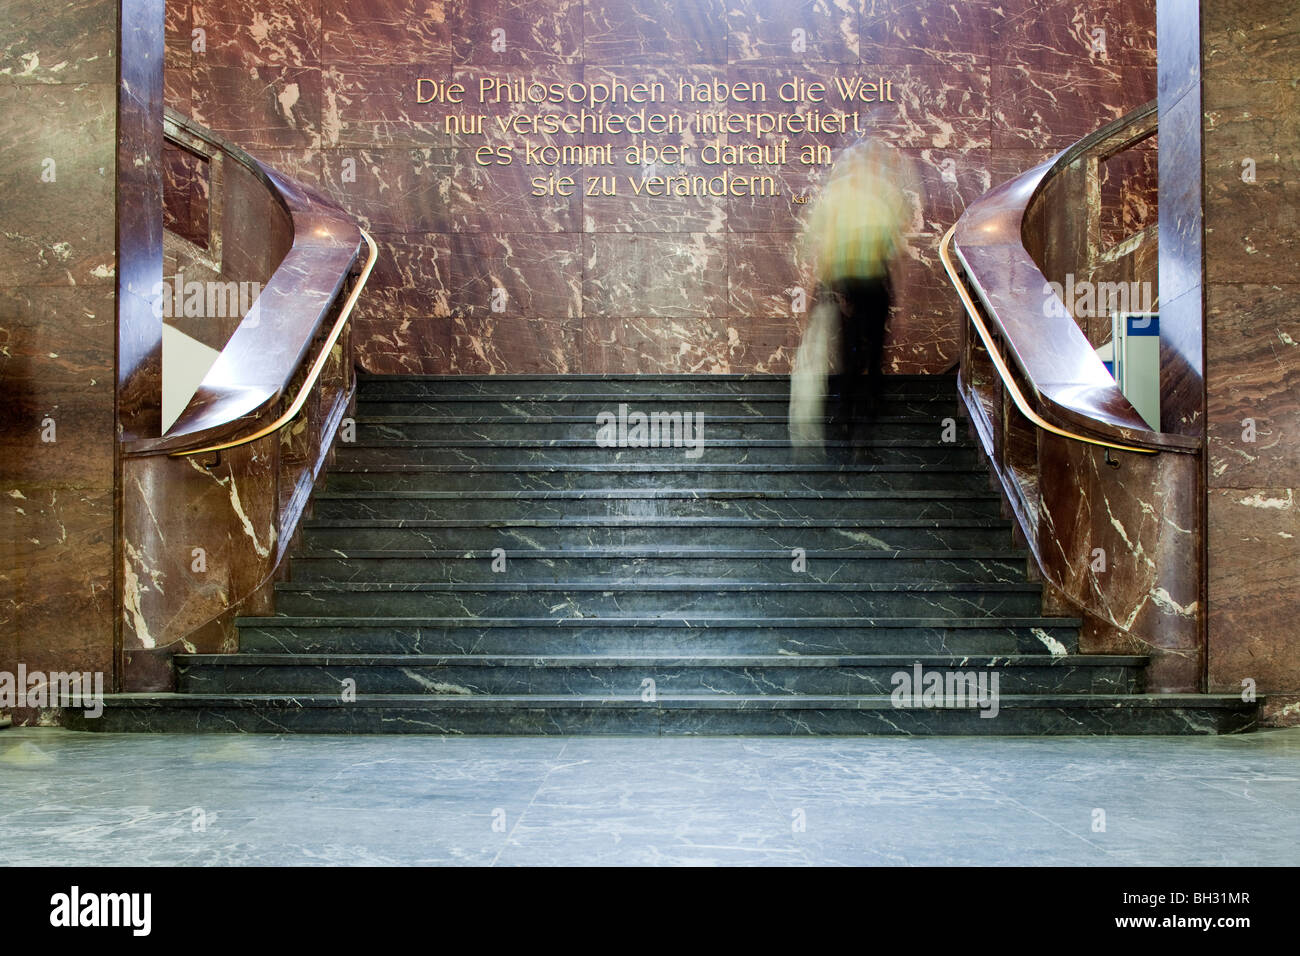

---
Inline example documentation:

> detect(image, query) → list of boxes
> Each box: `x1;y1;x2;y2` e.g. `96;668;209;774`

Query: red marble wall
0;1;123;720
1199;0;1300;725
163;0;1157;376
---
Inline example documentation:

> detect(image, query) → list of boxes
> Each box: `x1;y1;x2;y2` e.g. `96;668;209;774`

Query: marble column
1198;0;1300;725
0;1;125;720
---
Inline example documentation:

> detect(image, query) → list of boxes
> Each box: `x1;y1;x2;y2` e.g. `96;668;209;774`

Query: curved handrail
947;100;1198;455
937;101;1208;694
126;109;369;458
939;226;1155;456
173;228;377;457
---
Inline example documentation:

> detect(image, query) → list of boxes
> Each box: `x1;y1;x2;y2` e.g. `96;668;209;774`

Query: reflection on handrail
171;228;378;458
938;225;1156;457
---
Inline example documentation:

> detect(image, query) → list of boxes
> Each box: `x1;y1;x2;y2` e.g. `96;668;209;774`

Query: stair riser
331;445;983;468
323;468;991;493
272;588;1045;618
65;703;1258;736
356;398;958;419
237;624;1080;656
177;663;1140;696
300;524;1016;551
355;420;959;443
309;496;1005;522
286;555;1028;584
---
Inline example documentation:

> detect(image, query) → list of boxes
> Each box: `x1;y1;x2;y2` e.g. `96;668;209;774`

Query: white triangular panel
162;325;221;434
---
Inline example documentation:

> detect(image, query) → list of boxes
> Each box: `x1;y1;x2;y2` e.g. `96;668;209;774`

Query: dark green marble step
353;417;960;443
271;580;1046;618
355;396;959;419
235;616;1082;656
65;693;1261;736
323;462;994;493
175;653;1145;696
284;549;1029;584
71;371;1261;737
299;516;1019;551
330;439;982;468
308;489;1006;521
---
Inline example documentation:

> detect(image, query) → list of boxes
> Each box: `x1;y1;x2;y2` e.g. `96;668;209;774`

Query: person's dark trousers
825;275;892;443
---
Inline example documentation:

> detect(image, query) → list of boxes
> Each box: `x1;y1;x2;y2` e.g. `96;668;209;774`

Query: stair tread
357;394;955;402
340;438;972;447
358;373;954;382
302;516;1011;527
177;653;1145;666
92;692;1253;709
236;615;1082;627
327;463;984;472
273;580;1042;592
288;548;1027;558
312;489;999;499
358;416;951;424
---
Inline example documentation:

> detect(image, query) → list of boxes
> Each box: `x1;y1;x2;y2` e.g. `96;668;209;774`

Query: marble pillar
0;1;125;721
1199;0;1300;725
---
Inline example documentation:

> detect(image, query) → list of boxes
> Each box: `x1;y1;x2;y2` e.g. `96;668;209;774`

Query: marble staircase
77;374;1257;734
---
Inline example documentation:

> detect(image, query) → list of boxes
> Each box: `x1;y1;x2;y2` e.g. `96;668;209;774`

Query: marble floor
1;727;1297;866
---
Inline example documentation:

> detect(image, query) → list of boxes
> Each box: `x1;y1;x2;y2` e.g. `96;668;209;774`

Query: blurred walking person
796;138;915;447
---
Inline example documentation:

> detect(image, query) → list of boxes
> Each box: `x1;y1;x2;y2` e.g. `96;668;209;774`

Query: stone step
175;653;1145;696
355;396;959;419
235;616;1082;656
323;463;994;493
330;439;982;468
271;580;1046;618
65;368;1262;738
299;516;1018;551
284;549;1029;584
65;693;1261;735
308;489;1006;522
353;417;958;443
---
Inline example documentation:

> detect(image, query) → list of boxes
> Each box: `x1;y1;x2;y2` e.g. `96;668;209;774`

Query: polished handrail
939;225;1155;456
944;100;1197;456
128;109;369;458
172;227;378;458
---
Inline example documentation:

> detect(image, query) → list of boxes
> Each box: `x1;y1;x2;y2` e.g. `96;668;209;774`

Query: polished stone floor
1;727;1296;866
